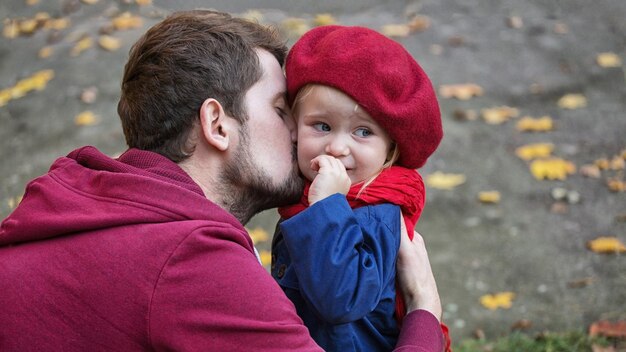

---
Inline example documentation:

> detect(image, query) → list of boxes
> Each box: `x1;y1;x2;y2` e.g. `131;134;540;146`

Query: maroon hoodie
0;146;443;351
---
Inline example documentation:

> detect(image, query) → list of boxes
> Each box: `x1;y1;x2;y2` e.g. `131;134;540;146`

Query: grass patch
456;331;619;352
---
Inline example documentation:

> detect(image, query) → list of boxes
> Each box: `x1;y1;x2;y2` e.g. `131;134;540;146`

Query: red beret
286;25;443;169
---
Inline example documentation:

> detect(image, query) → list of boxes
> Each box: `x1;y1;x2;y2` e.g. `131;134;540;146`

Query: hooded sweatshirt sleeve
148;223;322;351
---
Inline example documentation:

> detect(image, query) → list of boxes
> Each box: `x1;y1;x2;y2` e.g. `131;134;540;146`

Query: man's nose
325;136;350;157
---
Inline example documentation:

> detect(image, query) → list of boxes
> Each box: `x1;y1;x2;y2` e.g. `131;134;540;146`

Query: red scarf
278;166;425;324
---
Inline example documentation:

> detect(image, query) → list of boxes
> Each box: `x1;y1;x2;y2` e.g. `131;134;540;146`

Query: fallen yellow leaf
529;158;576;180
607;178;625;192
98;35;121;51
0;89;11;107
480;292;515;310
408;15;431;32
281;17;310;38
579;164;601;178
1;69;55;106
426;172;466;190
478;191;501;204
381;24;410;38
112;12;143;31
43;18;70;31
240;10;264;23
18;19;38;35
71;36;93;57
259;250;272;267
3;19;20;38
587;237;626;254
596;52;622;68
247;227;269;244
516;115;554;132
515;143;554;161
135;0;152;5
557;93;587;109
610;156;625;170
38;46;53;59
439;83;483;100
27;0;40;5
80;0;98;4
7;195;23;209
595;158;610;170
75;111;98;126
314;13;336;26
481;106;519;125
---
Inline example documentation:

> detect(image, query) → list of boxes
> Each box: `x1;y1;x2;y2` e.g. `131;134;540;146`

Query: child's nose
325;136;350;157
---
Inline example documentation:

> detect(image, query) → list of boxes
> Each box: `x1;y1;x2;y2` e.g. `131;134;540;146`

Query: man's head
118;10;303;222
118;10;286;162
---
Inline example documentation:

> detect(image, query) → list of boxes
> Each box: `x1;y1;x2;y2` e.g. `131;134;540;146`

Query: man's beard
219;126;304;224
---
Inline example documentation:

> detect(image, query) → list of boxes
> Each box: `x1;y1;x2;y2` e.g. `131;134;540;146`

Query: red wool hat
286;25;443;169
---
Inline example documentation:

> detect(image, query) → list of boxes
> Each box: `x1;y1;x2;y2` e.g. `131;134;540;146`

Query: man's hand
308;155;351;205
396;217;442;321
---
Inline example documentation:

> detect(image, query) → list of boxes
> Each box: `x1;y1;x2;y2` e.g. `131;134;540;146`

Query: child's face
295;85;393;185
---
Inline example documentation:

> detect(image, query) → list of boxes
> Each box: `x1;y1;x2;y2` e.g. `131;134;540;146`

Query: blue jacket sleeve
280;193;401;324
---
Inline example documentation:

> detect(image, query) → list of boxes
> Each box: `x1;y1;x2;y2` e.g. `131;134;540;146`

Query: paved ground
1;0;625;342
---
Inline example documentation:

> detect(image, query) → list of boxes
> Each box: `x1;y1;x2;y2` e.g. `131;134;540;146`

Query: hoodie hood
0;146;243;246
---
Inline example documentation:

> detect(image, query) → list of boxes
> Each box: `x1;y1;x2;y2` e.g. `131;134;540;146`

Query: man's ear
199;98;231;152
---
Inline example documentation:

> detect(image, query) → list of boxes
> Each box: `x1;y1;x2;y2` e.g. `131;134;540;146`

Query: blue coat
272;194;402;351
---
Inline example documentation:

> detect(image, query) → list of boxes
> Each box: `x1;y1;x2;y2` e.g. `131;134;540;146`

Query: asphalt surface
1;0;625;342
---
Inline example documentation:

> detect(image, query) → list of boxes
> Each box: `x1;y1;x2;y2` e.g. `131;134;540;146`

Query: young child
271;25;448;351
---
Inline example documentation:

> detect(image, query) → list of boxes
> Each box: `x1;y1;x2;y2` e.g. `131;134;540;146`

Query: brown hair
118;10;287;162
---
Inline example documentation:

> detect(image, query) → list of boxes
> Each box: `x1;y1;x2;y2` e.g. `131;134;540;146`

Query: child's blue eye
354;128;372;137
313;123;330;132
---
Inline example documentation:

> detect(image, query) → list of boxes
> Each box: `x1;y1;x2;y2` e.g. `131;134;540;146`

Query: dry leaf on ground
515;143;554;161
112;12;143;30
607;178;625;192
0;69;54;107
247;227;269;244
75;111;98;126
240;10;264;22
596;52;622;68
589;320;626;338
281;17;310;38
259;250;272;267
381;24;411;37
439;83;483;100
407;15;431;32
580;164;602;178
478;191;501;204
516;116;554;132
480;292;515;310
558;93;587;109
98;35;121;51
587;236;626;254
71;36;93;57
530;158;576;180
426;172;466;190
314;13;336;26
481;106;519;125
38;46;53;59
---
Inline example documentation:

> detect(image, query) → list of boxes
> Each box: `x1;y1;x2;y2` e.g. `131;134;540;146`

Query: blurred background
1;0;625;347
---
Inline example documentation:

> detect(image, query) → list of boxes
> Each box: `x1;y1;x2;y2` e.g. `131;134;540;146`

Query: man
0;10;443;351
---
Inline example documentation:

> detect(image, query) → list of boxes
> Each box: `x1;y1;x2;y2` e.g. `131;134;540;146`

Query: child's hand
308;155;351;205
